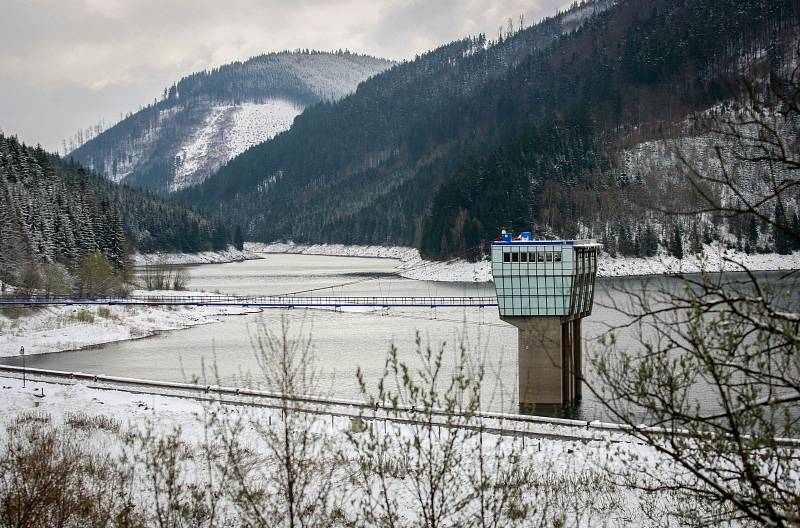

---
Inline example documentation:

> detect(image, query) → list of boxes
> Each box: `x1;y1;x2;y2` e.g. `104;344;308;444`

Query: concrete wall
502;316;582;407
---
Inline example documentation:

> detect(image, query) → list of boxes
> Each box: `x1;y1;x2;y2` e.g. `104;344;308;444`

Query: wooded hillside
179;0;800;259
0;134;234;288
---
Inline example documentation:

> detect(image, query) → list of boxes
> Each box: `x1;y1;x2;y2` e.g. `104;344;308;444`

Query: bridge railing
0;292;498;307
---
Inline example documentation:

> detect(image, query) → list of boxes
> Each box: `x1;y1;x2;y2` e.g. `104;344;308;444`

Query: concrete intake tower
491;231;600;409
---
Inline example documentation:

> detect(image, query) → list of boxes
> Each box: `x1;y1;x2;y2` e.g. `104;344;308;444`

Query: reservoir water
6;254;796;420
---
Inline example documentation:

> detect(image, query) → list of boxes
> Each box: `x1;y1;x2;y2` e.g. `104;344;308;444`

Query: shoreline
5;242;798;358
0;292;261;358
138;241;800;282
134;246;262;266
248;241;800;282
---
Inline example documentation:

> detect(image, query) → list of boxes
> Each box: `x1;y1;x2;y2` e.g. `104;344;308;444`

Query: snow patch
170;100;304;191
172;107;229;190
225;100;303;160
598;245;800;277
0;301;259;357
247;241;418;260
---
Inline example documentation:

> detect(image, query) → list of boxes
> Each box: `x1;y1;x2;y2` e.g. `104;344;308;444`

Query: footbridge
0;293;497;309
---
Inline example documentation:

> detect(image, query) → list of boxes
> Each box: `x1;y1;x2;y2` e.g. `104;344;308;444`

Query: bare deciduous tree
591;53;800;526
215;315;340;528
140;259;189;291
346;333;538;528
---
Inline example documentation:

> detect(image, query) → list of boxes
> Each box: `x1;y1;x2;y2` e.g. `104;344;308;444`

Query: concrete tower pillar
573;318;582;399
501;316;583;408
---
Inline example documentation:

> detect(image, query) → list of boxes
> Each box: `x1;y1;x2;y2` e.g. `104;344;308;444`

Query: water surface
7;254;796;420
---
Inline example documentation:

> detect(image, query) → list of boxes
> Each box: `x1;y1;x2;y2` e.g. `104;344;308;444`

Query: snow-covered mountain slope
170;100;303;191
70;51;394;193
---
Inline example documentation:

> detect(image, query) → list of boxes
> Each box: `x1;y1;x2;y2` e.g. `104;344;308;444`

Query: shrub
77;251;124;295
0;419;143;528
41;263;72;294
65;412;121;433
140;260;190;291
16;261;43;290
172;268;189;290
74;310;94;323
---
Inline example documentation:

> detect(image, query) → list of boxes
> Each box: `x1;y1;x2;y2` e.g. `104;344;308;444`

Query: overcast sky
0;0;570;151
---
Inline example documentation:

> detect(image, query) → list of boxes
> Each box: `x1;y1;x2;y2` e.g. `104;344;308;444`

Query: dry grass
12;410;51;426
72;309;94;323
0;306;38;319
0;416;144;528
65;412;121;433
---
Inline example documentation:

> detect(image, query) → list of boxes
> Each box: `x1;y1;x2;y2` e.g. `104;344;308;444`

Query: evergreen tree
791;212;800;251
0;134;234;289
642;223;659;257
690;222;703;256
233;225;245;251
211;221;229;251
774;204;791;255
618;223;635;257
744;216;758;254
165;0;799;256
601;229;617;257
670;223;684;260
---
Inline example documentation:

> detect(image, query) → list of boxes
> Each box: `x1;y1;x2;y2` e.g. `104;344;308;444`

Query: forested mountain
418;0;800;258
0;134;234;288
69;51;394;193
178;0;799;259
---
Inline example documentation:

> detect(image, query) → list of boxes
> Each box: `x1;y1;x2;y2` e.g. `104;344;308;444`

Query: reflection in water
5;254;796;421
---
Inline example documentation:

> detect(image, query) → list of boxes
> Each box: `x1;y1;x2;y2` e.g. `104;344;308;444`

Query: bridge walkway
0;294;498;308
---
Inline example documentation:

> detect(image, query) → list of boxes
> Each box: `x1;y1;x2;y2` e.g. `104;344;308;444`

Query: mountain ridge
177;0;614;242
69;50;395;193
177;0;799;260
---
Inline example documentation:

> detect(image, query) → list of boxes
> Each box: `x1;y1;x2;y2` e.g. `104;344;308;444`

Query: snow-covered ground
597;246;800;277
0;292;259;357
0;375;212;438
225;100;303;160
248;241;800;282
0;374;670;525
134;246;261;266
170;100;304;191
171;105;230;190
248;241;419;260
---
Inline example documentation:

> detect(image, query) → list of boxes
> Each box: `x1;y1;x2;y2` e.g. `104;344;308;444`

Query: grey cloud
0;0;570;150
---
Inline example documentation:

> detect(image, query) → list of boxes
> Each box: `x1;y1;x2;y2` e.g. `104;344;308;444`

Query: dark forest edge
0;134;243;293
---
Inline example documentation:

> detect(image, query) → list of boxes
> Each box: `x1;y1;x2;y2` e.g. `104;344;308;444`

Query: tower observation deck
491;231;600;409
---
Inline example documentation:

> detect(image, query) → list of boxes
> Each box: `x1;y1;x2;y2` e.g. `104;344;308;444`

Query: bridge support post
501;316;584;409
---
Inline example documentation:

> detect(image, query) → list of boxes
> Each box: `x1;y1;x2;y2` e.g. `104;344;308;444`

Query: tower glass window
491;235;600;318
